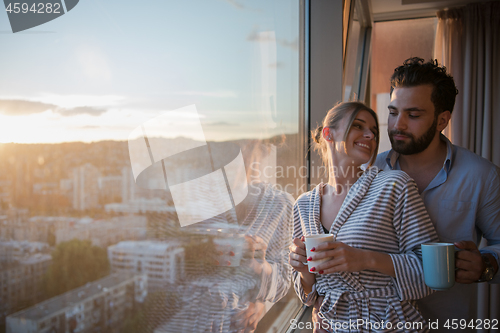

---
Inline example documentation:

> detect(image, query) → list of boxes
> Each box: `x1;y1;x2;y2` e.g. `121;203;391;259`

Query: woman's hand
244;235;272;276
309;241;395;277
289;236;310;275
289;237;316;293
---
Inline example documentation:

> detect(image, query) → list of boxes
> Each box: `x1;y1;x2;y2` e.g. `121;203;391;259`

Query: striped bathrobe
163;182;294;333
293;167;439;333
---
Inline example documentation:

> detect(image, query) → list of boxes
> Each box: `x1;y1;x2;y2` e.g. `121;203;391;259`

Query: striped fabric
161;182;294;333
292;167;439;333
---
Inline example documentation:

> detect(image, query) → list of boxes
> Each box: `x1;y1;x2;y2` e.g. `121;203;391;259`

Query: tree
42;239;110;298
122;290;180;333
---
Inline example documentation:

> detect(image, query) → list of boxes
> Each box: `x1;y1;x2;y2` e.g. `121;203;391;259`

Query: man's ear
437;110;451;132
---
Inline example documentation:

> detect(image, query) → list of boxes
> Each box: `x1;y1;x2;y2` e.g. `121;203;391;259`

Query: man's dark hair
390;57;459;115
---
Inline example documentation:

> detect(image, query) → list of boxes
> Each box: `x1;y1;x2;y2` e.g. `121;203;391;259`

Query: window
1;0;304;332
343;0;372;103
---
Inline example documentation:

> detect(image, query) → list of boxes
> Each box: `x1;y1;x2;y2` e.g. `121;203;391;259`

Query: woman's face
329;110;378;165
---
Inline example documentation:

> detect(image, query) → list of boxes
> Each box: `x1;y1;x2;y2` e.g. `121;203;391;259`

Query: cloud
269;62;285;68
0;99;56;116
172;90;238;98
277;37;298;51
223;0;244;9
247;27;298;51
37;94;125;109
220;0;262;12
247;29;275;43
74;125;101;129
60;106;107;116
0;99;108;117
205;121;239;127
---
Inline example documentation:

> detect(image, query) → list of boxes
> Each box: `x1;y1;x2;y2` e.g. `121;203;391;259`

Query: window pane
343;7;362;102
370;18;437;153
0;1;303;332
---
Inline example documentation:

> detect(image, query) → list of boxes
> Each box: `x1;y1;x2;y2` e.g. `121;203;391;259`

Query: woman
289;102;438;332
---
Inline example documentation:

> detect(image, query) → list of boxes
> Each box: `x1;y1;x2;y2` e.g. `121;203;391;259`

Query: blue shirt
375;134;500;326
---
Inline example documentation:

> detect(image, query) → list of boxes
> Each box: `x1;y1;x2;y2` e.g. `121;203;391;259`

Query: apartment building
0;254;52;325
55;215;147;248
72;163;100;211
98;175;122;203
6;272;147;333
108;240;184;291
0;215;76;244
104;198;176;214
0;241;49;263
0;209;30;241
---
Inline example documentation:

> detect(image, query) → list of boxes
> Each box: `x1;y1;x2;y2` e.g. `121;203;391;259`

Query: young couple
289;58;500;332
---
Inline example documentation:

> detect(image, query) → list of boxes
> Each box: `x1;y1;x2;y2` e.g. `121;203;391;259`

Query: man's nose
393;114;407;131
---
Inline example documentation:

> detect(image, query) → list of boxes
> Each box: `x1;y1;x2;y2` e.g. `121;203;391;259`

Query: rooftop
19;253;52;265
109;240;183;254
8;272;143;321
0;253;52;270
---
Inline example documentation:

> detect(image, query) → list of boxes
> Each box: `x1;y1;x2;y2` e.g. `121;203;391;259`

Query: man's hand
454;241;484;283
231;301;266;333
311;296;330;333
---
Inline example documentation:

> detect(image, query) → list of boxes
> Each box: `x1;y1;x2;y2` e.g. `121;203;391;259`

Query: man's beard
389;118;437;155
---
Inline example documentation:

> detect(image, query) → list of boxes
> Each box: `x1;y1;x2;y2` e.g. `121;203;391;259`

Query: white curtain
434;2;500;331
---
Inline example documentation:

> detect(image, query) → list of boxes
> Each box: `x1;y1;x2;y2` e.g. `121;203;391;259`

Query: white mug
304;234;334;273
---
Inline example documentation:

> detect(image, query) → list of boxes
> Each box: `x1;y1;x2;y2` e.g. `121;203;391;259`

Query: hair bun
313;125;323;144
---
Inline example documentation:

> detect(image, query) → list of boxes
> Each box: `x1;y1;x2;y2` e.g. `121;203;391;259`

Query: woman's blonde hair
312;101;380;167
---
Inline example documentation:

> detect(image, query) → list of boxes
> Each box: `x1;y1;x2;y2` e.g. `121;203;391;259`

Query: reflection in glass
0;0;303;332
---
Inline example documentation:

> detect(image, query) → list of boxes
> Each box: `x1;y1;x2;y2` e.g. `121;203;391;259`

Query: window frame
283;0;372;331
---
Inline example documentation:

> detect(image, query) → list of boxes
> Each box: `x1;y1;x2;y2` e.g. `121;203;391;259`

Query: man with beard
374;58;499;330
310;58;499;333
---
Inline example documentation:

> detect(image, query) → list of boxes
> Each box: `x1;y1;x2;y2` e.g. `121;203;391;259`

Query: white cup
304;234;334;273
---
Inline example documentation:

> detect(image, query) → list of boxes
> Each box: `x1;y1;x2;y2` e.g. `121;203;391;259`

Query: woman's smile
354;141;371;150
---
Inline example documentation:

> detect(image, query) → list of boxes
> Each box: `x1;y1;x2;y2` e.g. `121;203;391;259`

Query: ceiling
371;0;493;21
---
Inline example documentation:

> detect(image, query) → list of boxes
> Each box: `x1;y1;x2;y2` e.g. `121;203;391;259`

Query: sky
0;0;299;143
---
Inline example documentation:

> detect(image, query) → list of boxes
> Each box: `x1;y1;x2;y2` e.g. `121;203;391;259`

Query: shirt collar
441;134;453;173
385;133;453;172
